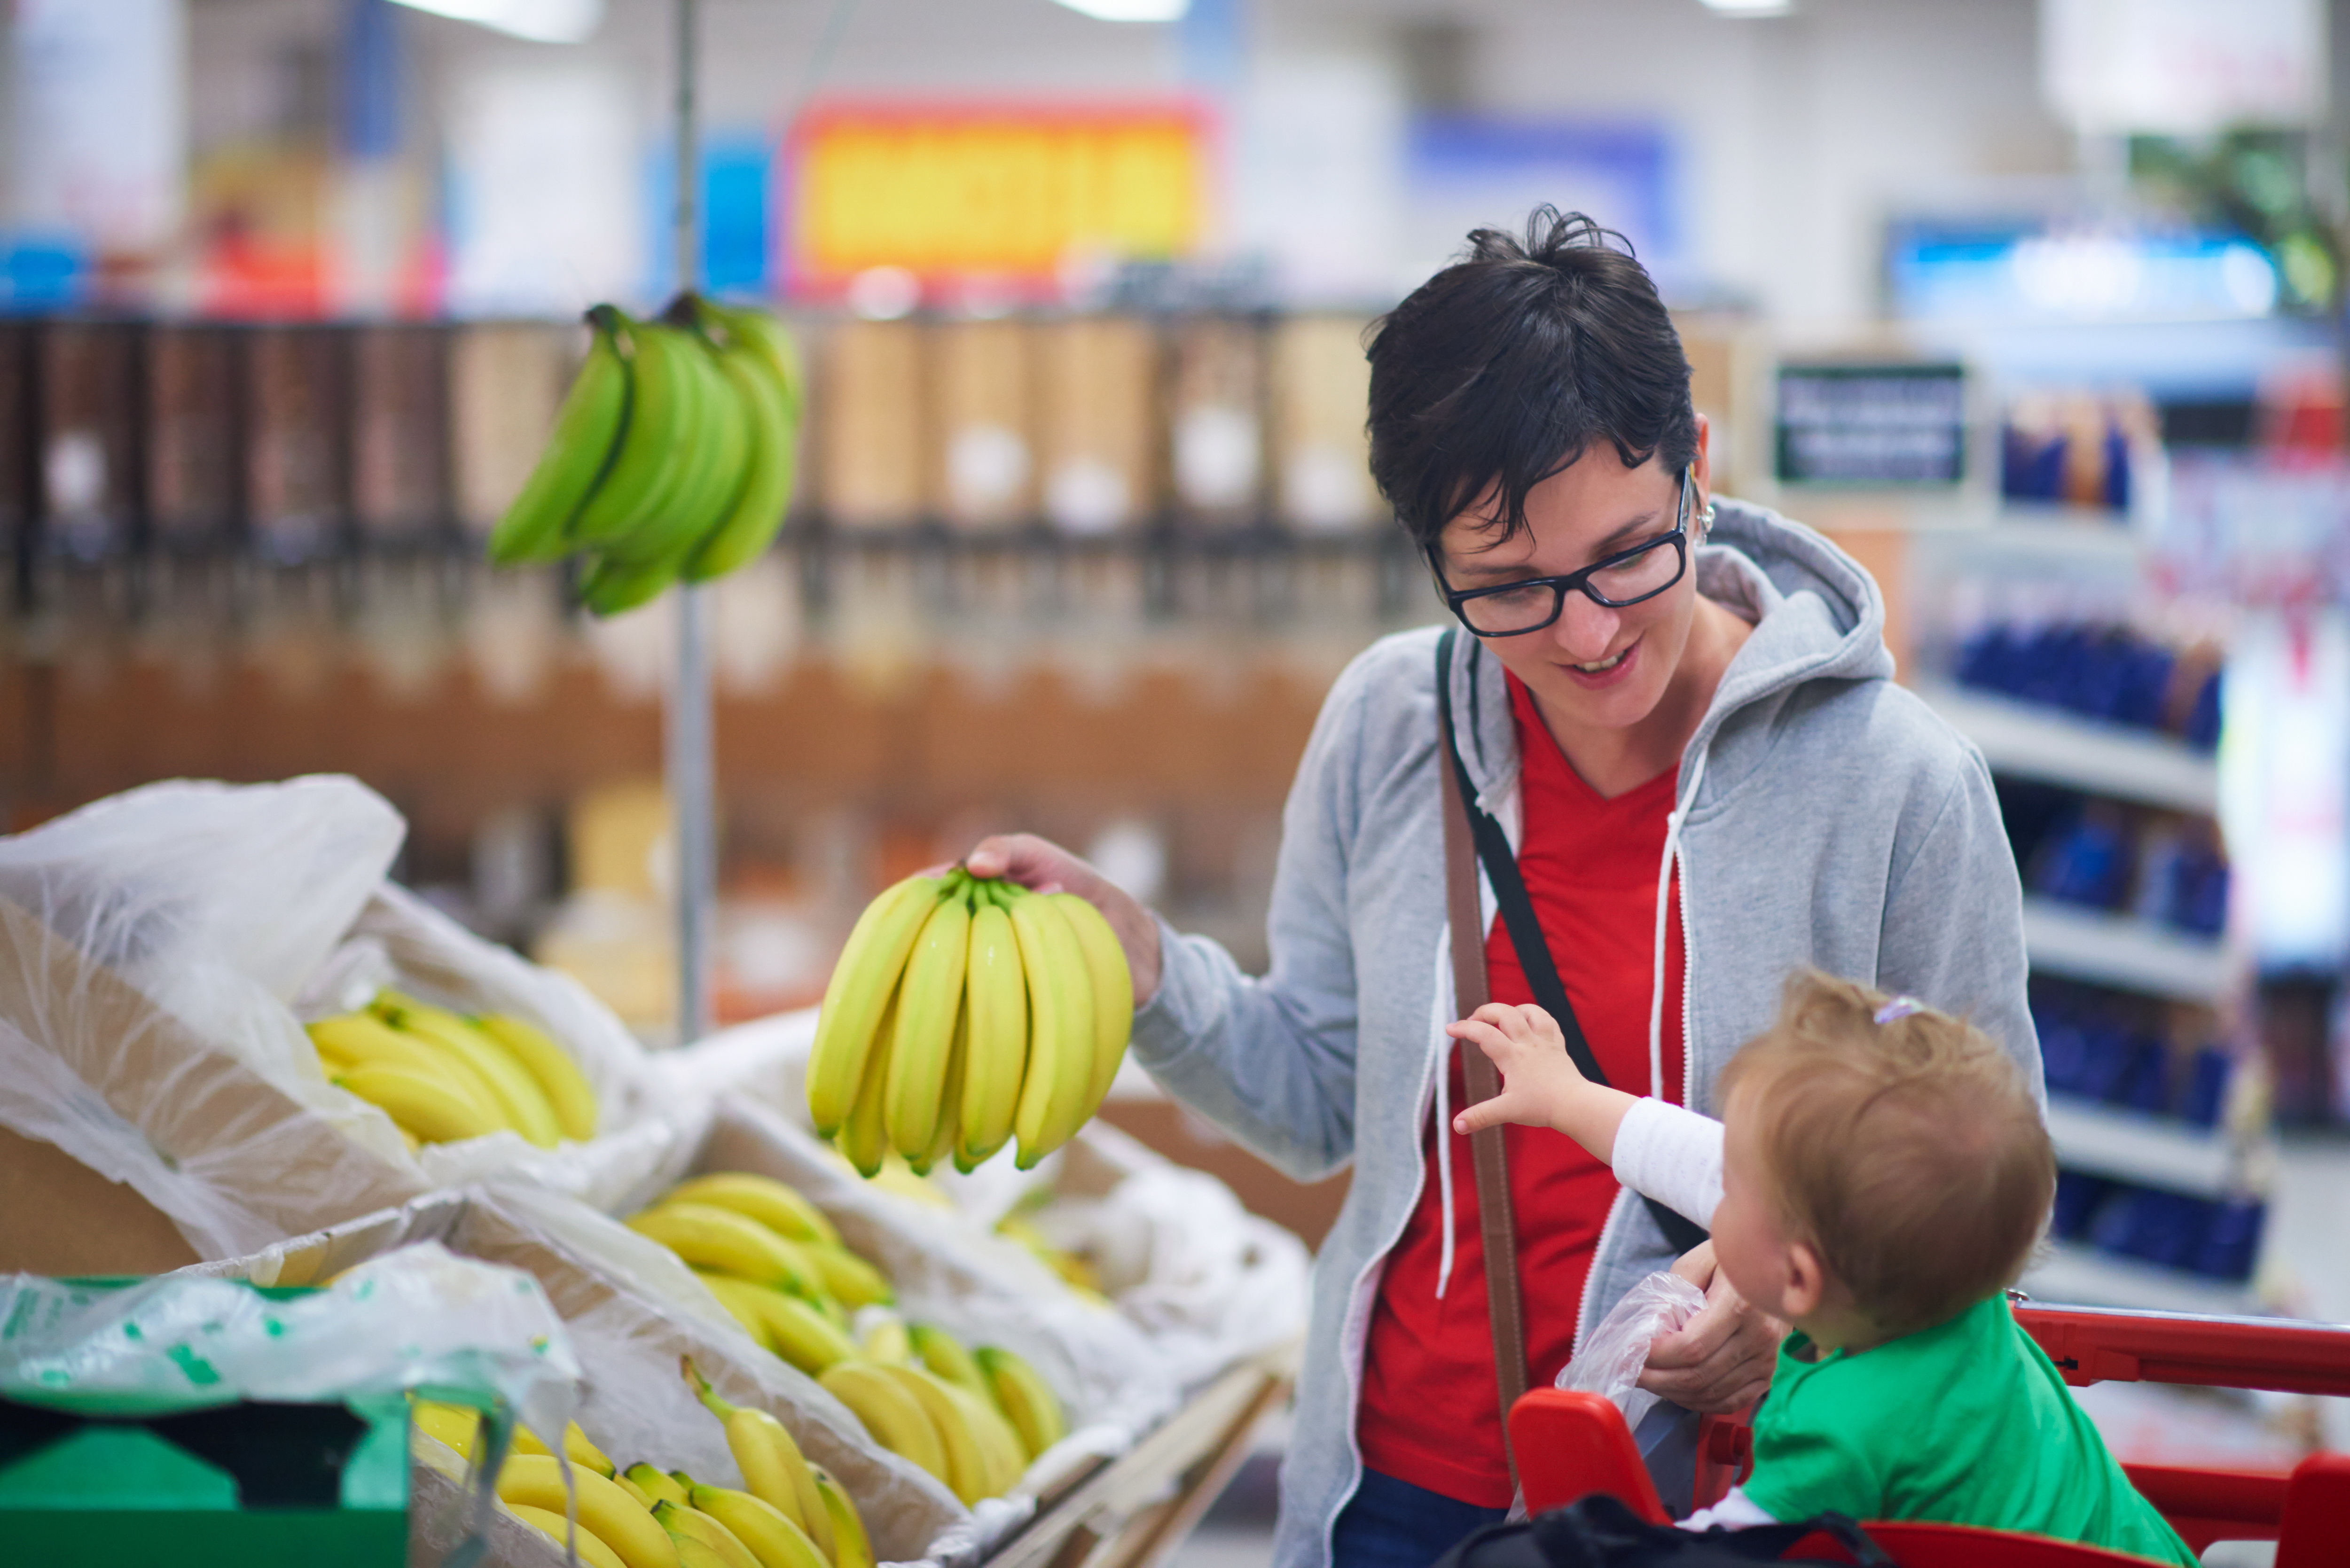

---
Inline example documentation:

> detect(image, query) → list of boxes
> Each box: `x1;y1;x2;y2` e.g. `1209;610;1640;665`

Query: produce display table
992;1341;1298;1568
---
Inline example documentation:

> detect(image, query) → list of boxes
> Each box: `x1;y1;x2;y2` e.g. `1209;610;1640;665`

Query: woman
963;211;2036;1568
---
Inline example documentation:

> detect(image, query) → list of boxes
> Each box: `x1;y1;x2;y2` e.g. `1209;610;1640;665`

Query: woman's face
1433;423;1710;737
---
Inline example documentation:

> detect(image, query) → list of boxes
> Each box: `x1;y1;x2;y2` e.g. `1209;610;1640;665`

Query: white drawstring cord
1431;931;1458;1298
1647;746;1710;1102
1435;1039;1457;1298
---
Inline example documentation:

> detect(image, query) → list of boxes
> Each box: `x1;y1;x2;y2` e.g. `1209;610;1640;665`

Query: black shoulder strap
1437;629;1711;1257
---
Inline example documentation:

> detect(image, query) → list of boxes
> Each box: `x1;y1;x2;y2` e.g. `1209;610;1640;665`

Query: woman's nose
1551;592;1622;662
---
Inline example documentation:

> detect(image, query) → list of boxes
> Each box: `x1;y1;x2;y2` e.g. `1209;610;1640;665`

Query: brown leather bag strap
1435;630;1531;1487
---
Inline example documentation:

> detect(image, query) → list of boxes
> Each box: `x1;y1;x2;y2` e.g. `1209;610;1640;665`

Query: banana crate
653;1015;1304;1568
663;1008;1309;1394
194;1185;965;1568
0;777;692;1277
610;1093;1185;1463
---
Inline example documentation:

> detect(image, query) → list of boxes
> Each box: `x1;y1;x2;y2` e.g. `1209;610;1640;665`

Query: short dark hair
1365;207;1698;555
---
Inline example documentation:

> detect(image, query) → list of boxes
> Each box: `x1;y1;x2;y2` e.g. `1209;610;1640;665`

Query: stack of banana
488;295;802;617
308;990;597;1150
807;870;1131;1175
818;1320;1065;1507
410;1358;870;1568
622;1170;1067;1505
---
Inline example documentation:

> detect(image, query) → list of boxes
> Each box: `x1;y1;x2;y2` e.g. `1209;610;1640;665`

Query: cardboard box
0;895;433;1265
1038;317;1159;536
0;874;684;1273
819;320;928;530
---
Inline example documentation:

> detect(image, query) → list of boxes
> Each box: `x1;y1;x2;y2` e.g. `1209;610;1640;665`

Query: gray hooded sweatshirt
1128;500;2038;1568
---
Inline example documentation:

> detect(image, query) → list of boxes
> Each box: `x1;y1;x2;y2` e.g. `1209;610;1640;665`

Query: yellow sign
786;104;1209;291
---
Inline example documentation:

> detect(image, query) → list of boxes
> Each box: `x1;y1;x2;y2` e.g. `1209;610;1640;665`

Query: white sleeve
1678;1486;1778;1532
1610;1097;1724;1229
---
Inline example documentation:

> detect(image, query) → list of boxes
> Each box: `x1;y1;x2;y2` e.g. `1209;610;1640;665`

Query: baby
1450;969;2195;1566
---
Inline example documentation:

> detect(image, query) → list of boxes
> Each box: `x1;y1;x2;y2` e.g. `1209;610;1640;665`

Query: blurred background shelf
2021;898;2230;1003
2044;1096;2249;1198
1920;683;2219;815
2023;1241;2262;1319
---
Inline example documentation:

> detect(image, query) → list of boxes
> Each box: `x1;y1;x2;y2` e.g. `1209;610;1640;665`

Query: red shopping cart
1510;1303;2350;1567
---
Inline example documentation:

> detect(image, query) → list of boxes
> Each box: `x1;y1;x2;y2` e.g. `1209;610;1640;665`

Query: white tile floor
1159;1138;2350;1568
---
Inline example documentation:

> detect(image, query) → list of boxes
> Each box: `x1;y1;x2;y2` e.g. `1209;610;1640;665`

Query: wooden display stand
995;1343;1296;1568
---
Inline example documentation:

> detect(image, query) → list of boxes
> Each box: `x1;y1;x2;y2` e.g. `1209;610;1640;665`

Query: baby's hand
1448;1003;1589;1136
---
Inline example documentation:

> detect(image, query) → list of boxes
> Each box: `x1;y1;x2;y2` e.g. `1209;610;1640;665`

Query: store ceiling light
390;0;603;44
1700;0;1793;16
1052;0;1190;21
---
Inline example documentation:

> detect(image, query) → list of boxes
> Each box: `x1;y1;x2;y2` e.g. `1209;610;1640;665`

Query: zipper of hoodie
1581;755;1705;1354
1678;834;1697;1110
1321;923;1453;1552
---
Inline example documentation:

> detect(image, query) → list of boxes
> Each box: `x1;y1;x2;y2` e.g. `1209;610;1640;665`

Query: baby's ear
1782;1240;1829;1320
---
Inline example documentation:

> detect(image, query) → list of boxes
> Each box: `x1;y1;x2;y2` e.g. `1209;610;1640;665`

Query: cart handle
2014;1304;2350;1399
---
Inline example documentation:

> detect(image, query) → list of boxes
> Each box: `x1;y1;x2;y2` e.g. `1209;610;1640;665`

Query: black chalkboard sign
1776;361;1966;487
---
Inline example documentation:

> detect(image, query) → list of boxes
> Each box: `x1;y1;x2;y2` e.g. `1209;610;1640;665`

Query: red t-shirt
1355;672;1687;1507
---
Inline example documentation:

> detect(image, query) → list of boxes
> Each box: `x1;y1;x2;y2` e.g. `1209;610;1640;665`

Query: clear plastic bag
0;1241;579;1438
1559;1269;1708;1434
196;1183;965;1567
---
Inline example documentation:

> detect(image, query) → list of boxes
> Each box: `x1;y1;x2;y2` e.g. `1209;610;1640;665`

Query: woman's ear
1780;1239;1828;1320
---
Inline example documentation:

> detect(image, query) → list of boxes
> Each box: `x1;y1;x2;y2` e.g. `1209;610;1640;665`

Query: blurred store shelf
2022;897;2229;1003
1920;682;2219;815
1917;511;2146;568
2045;1096;2248;1198
2023;1241;2261;1318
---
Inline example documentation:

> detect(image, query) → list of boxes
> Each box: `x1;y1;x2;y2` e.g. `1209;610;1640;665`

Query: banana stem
682;1355;736;1420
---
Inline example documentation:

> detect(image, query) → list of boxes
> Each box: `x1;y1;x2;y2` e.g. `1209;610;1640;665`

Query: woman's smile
1563;638;1638;687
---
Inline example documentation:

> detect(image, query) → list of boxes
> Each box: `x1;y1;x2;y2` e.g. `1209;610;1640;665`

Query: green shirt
1741;1294;2197;1566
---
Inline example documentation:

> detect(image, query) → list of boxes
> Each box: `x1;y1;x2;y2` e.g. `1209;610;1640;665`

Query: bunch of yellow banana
806;870;1131;1175
487;294;803;617
625;1171;890;1379
407;1370;870;1568
813;1326;1064;1504
309;989;598;1150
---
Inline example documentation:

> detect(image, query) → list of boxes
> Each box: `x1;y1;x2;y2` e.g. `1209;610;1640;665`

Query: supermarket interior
6;0;2350;1565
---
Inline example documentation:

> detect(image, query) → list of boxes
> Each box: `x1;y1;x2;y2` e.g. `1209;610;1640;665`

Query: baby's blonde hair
1719;970;2053;1337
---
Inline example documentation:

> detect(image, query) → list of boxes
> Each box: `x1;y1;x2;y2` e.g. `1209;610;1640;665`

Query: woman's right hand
960;834;1164;1007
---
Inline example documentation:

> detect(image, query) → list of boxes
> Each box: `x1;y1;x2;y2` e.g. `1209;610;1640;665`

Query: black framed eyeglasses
1432;467;1697;638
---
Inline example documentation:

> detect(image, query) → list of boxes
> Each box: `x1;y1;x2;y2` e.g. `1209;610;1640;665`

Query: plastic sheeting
189;1181;964;1565
1;1242;579;1436
0;777;691;1261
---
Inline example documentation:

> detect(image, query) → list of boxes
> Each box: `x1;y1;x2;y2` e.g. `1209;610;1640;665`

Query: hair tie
1874;996;1925;1026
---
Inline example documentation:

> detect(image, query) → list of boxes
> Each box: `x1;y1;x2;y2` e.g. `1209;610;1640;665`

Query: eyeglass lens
1456;534;1683;633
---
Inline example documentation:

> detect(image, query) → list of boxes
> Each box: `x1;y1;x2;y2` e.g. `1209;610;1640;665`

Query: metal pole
668;0;715;1046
